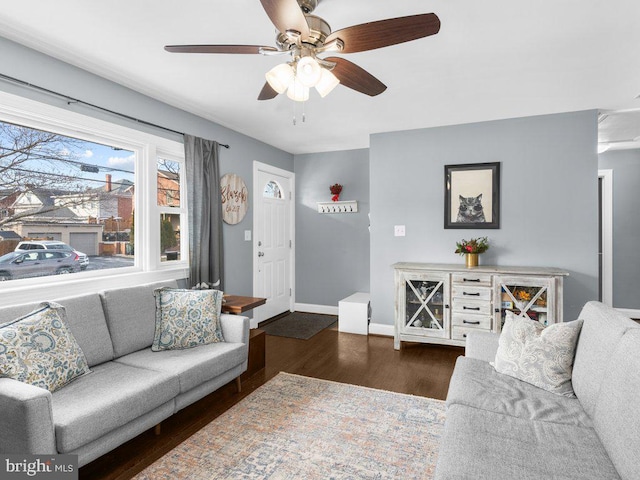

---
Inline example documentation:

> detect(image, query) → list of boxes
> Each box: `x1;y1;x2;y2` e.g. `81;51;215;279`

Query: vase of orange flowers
455;237;489;268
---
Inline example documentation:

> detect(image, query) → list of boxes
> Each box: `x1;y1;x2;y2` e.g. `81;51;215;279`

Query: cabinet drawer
452;272;492;286
452;313;492;330
452;325;490;341
451;285;492;301
452;299;492;315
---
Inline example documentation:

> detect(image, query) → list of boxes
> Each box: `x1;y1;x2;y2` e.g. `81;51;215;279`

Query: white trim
368;323;394;337
616;308;640;319
294;303;339;316
599;169;613;306
252;161;296;323
0;267;189;307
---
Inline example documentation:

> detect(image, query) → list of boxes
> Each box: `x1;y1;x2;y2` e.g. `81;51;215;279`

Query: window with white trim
0;91;187;291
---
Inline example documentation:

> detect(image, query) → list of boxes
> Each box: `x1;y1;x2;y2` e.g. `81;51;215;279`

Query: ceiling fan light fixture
287;77;310;102
315;68;340;97
265;63;294;94
296;56;322;87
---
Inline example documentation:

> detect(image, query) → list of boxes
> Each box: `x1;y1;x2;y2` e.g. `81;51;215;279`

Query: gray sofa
435;301;640;480
0;280;250;467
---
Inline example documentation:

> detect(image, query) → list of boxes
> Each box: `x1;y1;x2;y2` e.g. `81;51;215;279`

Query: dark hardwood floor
80;325;463;480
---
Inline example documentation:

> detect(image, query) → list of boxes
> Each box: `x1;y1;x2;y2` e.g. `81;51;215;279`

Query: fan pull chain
292;100;307;126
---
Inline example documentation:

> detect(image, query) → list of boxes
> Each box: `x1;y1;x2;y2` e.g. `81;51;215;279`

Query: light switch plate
394;225;406;237
244;230;252;241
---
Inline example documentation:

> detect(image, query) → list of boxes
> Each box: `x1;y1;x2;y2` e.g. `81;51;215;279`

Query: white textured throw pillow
494;311;583;397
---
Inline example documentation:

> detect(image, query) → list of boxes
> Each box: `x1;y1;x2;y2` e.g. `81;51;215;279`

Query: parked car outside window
0;250;81;281
15;241;89;270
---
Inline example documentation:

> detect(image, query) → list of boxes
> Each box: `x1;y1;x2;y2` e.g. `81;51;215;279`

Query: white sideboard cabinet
393;263;569;349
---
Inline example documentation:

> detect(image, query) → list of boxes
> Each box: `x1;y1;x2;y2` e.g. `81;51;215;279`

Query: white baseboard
368;323;394;337
290;304;394;337
294;303;339;316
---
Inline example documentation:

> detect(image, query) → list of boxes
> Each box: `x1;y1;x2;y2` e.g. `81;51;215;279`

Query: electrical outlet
244;230;252;241
394;225;406;237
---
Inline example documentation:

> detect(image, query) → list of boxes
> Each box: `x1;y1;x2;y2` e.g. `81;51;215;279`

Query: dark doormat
261;312;337;340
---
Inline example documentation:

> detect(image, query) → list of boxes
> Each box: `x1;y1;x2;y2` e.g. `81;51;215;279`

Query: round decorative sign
220;173;248;225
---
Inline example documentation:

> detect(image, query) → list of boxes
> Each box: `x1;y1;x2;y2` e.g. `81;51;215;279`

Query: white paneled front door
253;162;294;323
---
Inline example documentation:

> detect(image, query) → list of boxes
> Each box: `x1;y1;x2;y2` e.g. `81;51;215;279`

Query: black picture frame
444;162;500;229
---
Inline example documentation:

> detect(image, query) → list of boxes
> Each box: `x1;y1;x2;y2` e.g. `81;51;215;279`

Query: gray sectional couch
435;301;640;480
0;280;250;467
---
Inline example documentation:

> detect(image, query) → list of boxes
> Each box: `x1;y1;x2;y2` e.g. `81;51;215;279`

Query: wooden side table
222;295;266;314
240;328;266;381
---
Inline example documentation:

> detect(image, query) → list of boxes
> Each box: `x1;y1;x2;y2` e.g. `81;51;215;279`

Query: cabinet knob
445;304;450;309
495;308;500;313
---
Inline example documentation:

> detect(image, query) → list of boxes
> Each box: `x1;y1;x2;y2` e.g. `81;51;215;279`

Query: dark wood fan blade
165;45;278;54
324;13;440;54
258;82;279;101
260;0;310;39
324;57;386;96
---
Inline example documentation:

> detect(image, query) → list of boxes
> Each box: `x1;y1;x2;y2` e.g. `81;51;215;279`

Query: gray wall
598;149;640;309
294;149;370;305
370;111;599;325
0;36;293;296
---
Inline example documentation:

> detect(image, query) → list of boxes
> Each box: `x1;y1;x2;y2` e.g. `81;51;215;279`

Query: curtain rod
0;72;230;149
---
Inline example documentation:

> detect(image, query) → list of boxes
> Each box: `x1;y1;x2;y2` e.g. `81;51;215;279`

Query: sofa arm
220;314;250;345
465;331;500;362
0;378;56;454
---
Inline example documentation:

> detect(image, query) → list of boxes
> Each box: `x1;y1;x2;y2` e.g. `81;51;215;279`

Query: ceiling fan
165;0;440;101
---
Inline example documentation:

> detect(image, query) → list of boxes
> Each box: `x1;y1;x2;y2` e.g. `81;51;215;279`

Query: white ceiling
1;0;639;154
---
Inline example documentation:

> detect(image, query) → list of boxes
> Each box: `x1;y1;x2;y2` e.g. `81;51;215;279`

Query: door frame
599;169;613;307
599;168;640;318
252;161;296;325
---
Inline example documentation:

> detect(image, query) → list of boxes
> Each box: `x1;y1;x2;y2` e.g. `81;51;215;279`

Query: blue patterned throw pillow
0;302;91;392
152;288;225;351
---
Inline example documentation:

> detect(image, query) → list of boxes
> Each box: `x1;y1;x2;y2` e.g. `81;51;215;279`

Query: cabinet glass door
403;276;446;336
495;276;555;330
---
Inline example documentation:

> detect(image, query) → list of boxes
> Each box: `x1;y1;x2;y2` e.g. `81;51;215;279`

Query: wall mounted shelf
317;200;358;214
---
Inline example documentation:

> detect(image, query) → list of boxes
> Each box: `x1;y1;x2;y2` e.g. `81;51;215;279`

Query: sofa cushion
51;361;179;453
49;293;114;367
101;280;178;357
434;404;620;480
0;303;91;392
494;312;583;397
447;356;592;427
115;341;247;393
0;294;114;367
572;301;638;417
152;288;225;351
592;329;640;480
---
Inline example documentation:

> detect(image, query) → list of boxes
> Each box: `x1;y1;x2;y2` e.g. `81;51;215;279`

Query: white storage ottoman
338;292;370;335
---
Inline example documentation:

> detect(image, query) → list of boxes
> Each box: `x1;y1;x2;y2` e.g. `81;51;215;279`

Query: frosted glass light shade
287;77;309;102
296;57;322;87
265;63;294;94
315;68;340;97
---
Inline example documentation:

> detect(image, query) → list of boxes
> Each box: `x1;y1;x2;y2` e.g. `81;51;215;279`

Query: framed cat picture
444;162;500;229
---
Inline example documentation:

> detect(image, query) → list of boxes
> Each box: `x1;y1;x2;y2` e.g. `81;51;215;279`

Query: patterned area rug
133;373;446;479
261;311;337;340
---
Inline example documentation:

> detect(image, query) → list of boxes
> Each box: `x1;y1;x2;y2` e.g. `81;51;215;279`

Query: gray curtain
184;134;224;289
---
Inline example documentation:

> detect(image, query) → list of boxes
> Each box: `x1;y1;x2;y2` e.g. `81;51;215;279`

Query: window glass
0;119;135;280
160;213;181;262
157;156;185;263
263;180;282;199
157;158;181;208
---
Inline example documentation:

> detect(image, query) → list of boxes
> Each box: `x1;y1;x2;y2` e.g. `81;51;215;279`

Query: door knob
258;252;264;257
